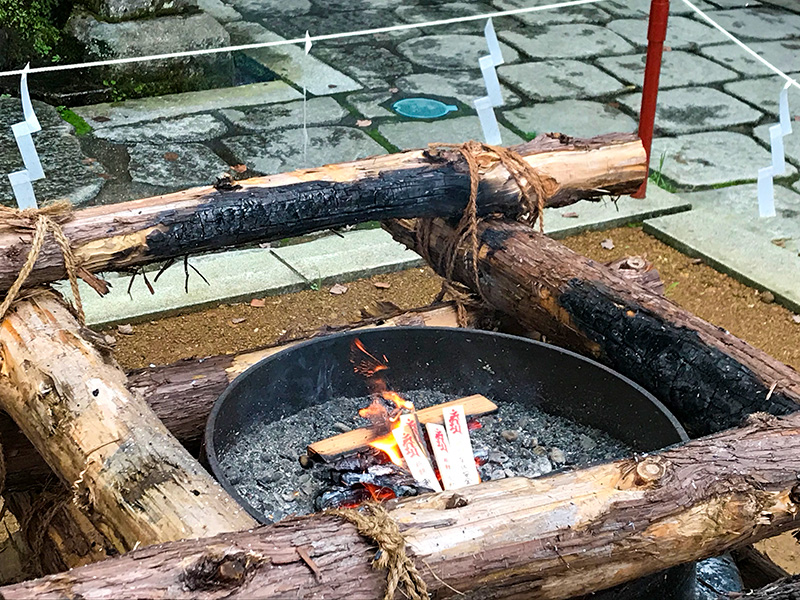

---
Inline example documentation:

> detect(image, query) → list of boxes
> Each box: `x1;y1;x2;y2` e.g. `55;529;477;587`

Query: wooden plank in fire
307;394;497;463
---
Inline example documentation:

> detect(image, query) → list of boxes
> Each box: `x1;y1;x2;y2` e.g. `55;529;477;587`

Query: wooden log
307;394;497;462
0;304;463;490
0;293;256;551
383;218;800;437
733;575;800;599
0;133;645;293
4;410;800;600
732;545;791;590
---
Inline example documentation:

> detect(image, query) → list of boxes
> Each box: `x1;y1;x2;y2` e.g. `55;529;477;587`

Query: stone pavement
1;0;799;319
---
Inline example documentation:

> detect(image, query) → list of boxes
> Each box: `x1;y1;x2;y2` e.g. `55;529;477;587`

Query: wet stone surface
396;34;520;71
500;25;634;60
618;87;763;135
127;142;230;189
598;51;738;89
92;113;228;143
219;389;631;523
499;60;628;101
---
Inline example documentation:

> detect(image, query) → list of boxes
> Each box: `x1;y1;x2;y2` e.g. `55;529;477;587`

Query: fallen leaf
328;84;338;89
772;237;790;248
691;258;703;264
92;115;111;123
163;152;179;161
231;317;246;324
232;164;247;173
373;281;391;289
793;315;800;324
356;119;373;127
103;334;117;345
561;212;579;218
97;173;114;179
600;238;615;250
389;87;399;94
329;283;348;295
664;46;672;51
117;324;134;335
81;157;97;165
250;298;266;307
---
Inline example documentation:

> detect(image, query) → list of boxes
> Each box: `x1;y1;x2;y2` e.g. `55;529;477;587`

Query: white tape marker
9;64;44;209
475;96;502;145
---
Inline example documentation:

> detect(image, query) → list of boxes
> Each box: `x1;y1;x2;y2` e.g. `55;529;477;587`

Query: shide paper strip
475;18;505;145
394;414;442;492
758;80;793;218
9;64;44;209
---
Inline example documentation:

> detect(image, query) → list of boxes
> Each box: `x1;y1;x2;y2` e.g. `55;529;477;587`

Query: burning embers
310;339;494;509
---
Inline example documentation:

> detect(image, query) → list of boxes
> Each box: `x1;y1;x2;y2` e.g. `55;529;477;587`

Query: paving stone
92;113;228;143
68;12;233;94
498;60;628;102
760;0;800;11
650;132;796;187
273;228;423;284
503;100;637;138
501;25;633;60
395;71;521;108
699;7;800;40
0;98;106;207
198;0;241;22
267;10;417;47
310;0;398;11
395;2;495;34
607;16;715;50
701;40;800;77
396;34;519;71
754;123;800;166
225;22;362;96
128;143;229;188
313;45;413;89
492;0;613;25
346;91;395;119
544;185;691;238
618;87;762;134
600;0;716;17
794;180;800;193
644;185;800;311
221;98;347;132
75;81;301;129
725;75;798;116
703;0;762;6
58;248;305;326
379;116;523;151
598;51;738;89
221;126;387;175
226;0;309;18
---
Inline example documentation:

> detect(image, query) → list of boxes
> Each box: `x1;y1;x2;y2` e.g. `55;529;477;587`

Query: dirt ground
103;225;800;575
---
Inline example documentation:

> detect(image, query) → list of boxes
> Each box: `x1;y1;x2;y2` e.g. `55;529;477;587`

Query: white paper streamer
8;64;44;209
474;18;506;145
302;30;312;166
757;81;794;218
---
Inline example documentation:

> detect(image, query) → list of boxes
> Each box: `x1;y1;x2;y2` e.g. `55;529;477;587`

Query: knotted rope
417;141;550;326
0;201;84;325
328;502;428;600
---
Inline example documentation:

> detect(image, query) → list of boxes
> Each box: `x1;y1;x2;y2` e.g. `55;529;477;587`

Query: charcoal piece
332;454;374;472
316;487;370;510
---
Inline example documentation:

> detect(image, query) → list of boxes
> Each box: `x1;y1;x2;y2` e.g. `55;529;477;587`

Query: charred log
383;218;800;437
0;134;645;293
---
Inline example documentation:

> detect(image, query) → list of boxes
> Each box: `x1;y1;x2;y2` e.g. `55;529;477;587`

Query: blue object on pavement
392;97;457;119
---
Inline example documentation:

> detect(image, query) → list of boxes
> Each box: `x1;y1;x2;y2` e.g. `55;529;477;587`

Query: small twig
186;259;210;287
154;258;176;283
141;269;155;295
296;545;321;582
126;270;138;299
766;381;779;401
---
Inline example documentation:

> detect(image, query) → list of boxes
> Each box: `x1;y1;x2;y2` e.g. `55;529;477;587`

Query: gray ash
218;390;630;522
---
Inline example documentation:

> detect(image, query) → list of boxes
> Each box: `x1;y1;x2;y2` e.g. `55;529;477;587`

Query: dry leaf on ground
373;281;391;289
600;238;615;250
330;283;348;295
117;324;134;335
250;298;266;307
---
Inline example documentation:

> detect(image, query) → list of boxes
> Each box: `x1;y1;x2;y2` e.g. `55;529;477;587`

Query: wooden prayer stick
307;394;497;462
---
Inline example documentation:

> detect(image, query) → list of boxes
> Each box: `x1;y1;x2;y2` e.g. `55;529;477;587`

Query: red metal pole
632;0;670;199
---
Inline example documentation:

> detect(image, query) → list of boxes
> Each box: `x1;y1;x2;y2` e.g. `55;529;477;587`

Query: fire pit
205;327;695;599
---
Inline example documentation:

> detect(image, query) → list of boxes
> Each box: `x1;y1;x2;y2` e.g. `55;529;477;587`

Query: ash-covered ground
219;390;630;522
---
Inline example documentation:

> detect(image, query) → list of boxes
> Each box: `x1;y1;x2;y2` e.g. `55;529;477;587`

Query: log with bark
3;410;800;600
0;304;464;491
0;133;645;293
383;218;800;437
0;293;256;552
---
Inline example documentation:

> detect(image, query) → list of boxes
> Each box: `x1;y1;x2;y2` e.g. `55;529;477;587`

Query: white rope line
0;0;606;78
680;0;799;91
